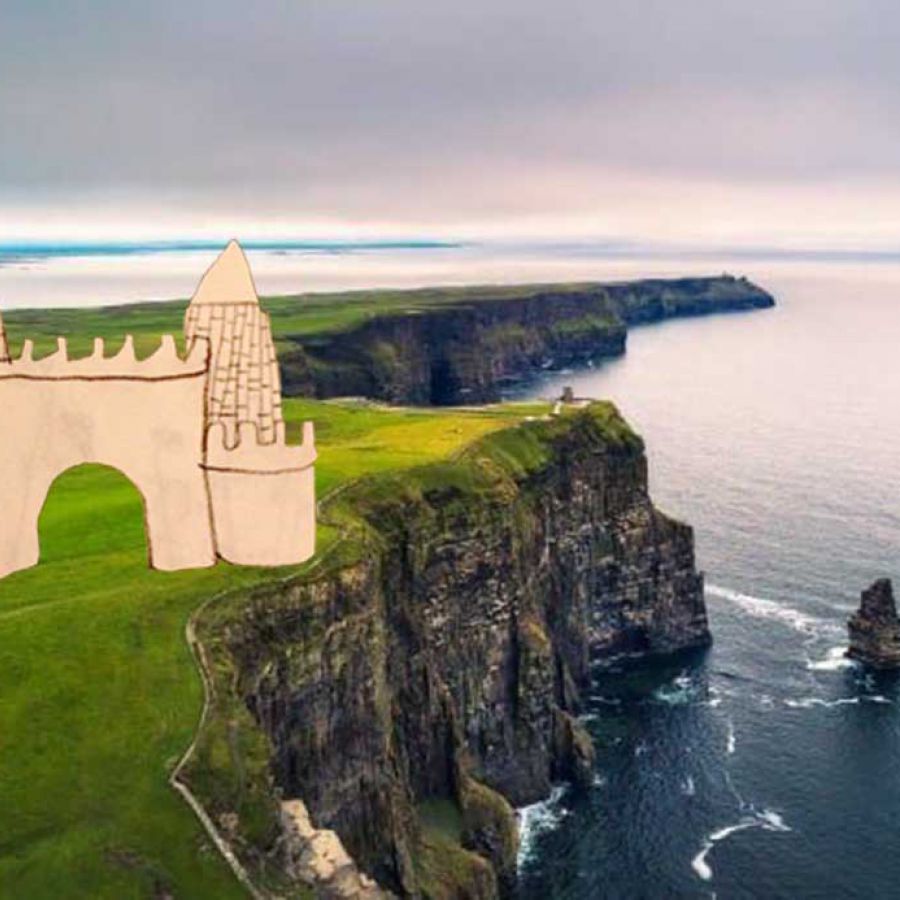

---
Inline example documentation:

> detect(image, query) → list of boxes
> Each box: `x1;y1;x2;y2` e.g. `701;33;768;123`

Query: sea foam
707;584;841;637
806;646;858;672
517;785;568;867
691;808;791;882
725;719;736;755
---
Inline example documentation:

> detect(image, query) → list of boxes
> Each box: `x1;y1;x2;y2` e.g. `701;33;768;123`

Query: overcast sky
3;1;900;245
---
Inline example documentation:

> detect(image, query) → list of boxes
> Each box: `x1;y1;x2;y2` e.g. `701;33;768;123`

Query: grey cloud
3;0;900;226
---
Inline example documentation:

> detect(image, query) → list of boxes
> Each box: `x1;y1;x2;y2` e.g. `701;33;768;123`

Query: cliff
279;275;774;405
185;403;710;898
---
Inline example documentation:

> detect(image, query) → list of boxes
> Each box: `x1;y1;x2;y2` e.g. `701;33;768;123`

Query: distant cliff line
2;274;773;407
279;275;775;405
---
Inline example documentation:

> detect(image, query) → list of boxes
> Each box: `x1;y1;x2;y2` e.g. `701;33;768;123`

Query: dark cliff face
194;406;710;897
280;276;773;406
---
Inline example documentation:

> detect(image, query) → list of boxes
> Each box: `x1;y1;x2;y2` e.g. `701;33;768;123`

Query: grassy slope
0;397;548;900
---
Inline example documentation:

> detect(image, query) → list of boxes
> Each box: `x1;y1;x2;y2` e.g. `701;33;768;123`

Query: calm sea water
516;267;900;898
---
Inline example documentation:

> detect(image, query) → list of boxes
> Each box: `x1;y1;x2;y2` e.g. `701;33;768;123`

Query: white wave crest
707;584;840;637
517;785;567;867
784;694;891;709
681;775;696;796
653;671;703;706
806;646;857;672
692;809;791;882
590;695;622;706
725;720;736;755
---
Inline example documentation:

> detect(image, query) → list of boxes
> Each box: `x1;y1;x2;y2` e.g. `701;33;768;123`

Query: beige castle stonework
0;241;317;579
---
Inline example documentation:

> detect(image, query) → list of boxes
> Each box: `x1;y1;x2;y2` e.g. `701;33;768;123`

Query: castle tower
184;240;283;445
0;311;10;363
185;241;317;566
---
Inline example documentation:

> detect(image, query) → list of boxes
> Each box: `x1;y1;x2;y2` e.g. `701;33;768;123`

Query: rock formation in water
280;275;775;405
187;404;710;898
847;578;900;668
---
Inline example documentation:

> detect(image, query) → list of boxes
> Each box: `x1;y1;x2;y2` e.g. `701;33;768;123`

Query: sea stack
847;579;900;668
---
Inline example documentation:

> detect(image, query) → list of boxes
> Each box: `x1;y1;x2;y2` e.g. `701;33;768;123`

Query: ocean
515;265;900;898
4;242;899;898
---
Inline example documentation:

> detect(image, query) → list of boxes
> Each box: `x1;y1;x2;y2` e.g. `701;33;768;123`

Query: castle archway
38;464;149;566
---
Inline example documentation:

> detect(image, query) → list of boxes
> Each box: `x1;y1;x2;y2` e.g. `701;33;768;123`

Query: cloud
3;0;900;242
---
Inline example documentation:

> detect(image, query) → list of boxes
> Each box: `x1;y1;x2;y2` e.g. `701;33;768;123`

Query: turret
185;241;317;566
184;239;284;445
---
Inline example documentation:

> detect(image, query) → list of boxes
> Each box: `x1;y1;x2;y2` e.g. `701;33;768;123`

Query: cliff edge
185;403;710;897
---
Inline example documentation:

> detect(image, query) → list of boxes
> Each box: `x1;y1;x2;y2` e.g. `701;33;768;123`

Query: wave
692;808;791;882
652;671;699;706
707;584;842;637
517;785;568;867
590;694;623;706
806;646;857;672
725;720;736;755
784;694;891;709
681;775;696;796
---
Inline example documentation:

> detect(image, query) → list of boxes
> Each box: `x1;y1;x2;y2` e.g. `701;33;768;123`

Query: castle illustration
0;241;317;579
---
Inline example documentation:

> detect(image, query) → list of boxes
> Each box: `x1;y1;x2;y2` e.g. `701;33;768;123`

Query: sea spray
706;584;842;637
517;785;568;868
806;646;858;672
692;809;791;882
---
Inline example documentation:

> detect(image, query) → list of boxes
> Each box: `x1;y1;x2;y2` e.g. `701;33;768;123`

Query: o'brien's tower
186;241;317;566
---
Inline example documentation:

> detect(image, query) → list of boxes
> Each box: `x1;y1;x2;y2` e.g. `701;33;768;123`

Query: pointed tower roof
190;240;259;306
0;310;9;363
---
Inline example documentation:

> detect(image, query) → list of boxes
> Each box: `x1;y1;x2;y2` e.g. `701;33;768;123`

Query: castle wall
0;370;216;577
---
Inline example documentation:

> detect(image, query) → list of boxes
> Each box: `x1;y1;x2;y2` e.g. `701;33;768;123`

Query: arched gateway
0;242;317;580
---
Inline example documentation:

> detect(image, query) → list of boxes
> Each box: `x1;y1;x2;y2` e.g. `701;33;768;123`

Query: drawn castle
0;241;317;579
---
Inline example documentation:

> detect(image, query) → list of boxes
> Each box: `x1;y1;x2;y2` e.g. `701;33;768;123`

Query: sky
3;0;900;247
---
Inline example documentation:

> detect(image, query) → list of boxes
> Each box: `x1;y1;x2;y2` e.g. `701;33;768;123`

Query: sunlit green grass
0;397;547;899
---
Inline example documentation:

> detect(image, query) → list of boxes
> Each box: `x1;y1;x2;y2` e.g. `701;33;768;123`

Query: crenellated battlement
0;333;209;380
204;419;316;473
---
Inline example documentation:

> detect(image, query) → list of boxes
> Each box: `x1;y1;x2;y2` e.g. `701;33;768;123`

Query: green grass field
0;397;548;899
